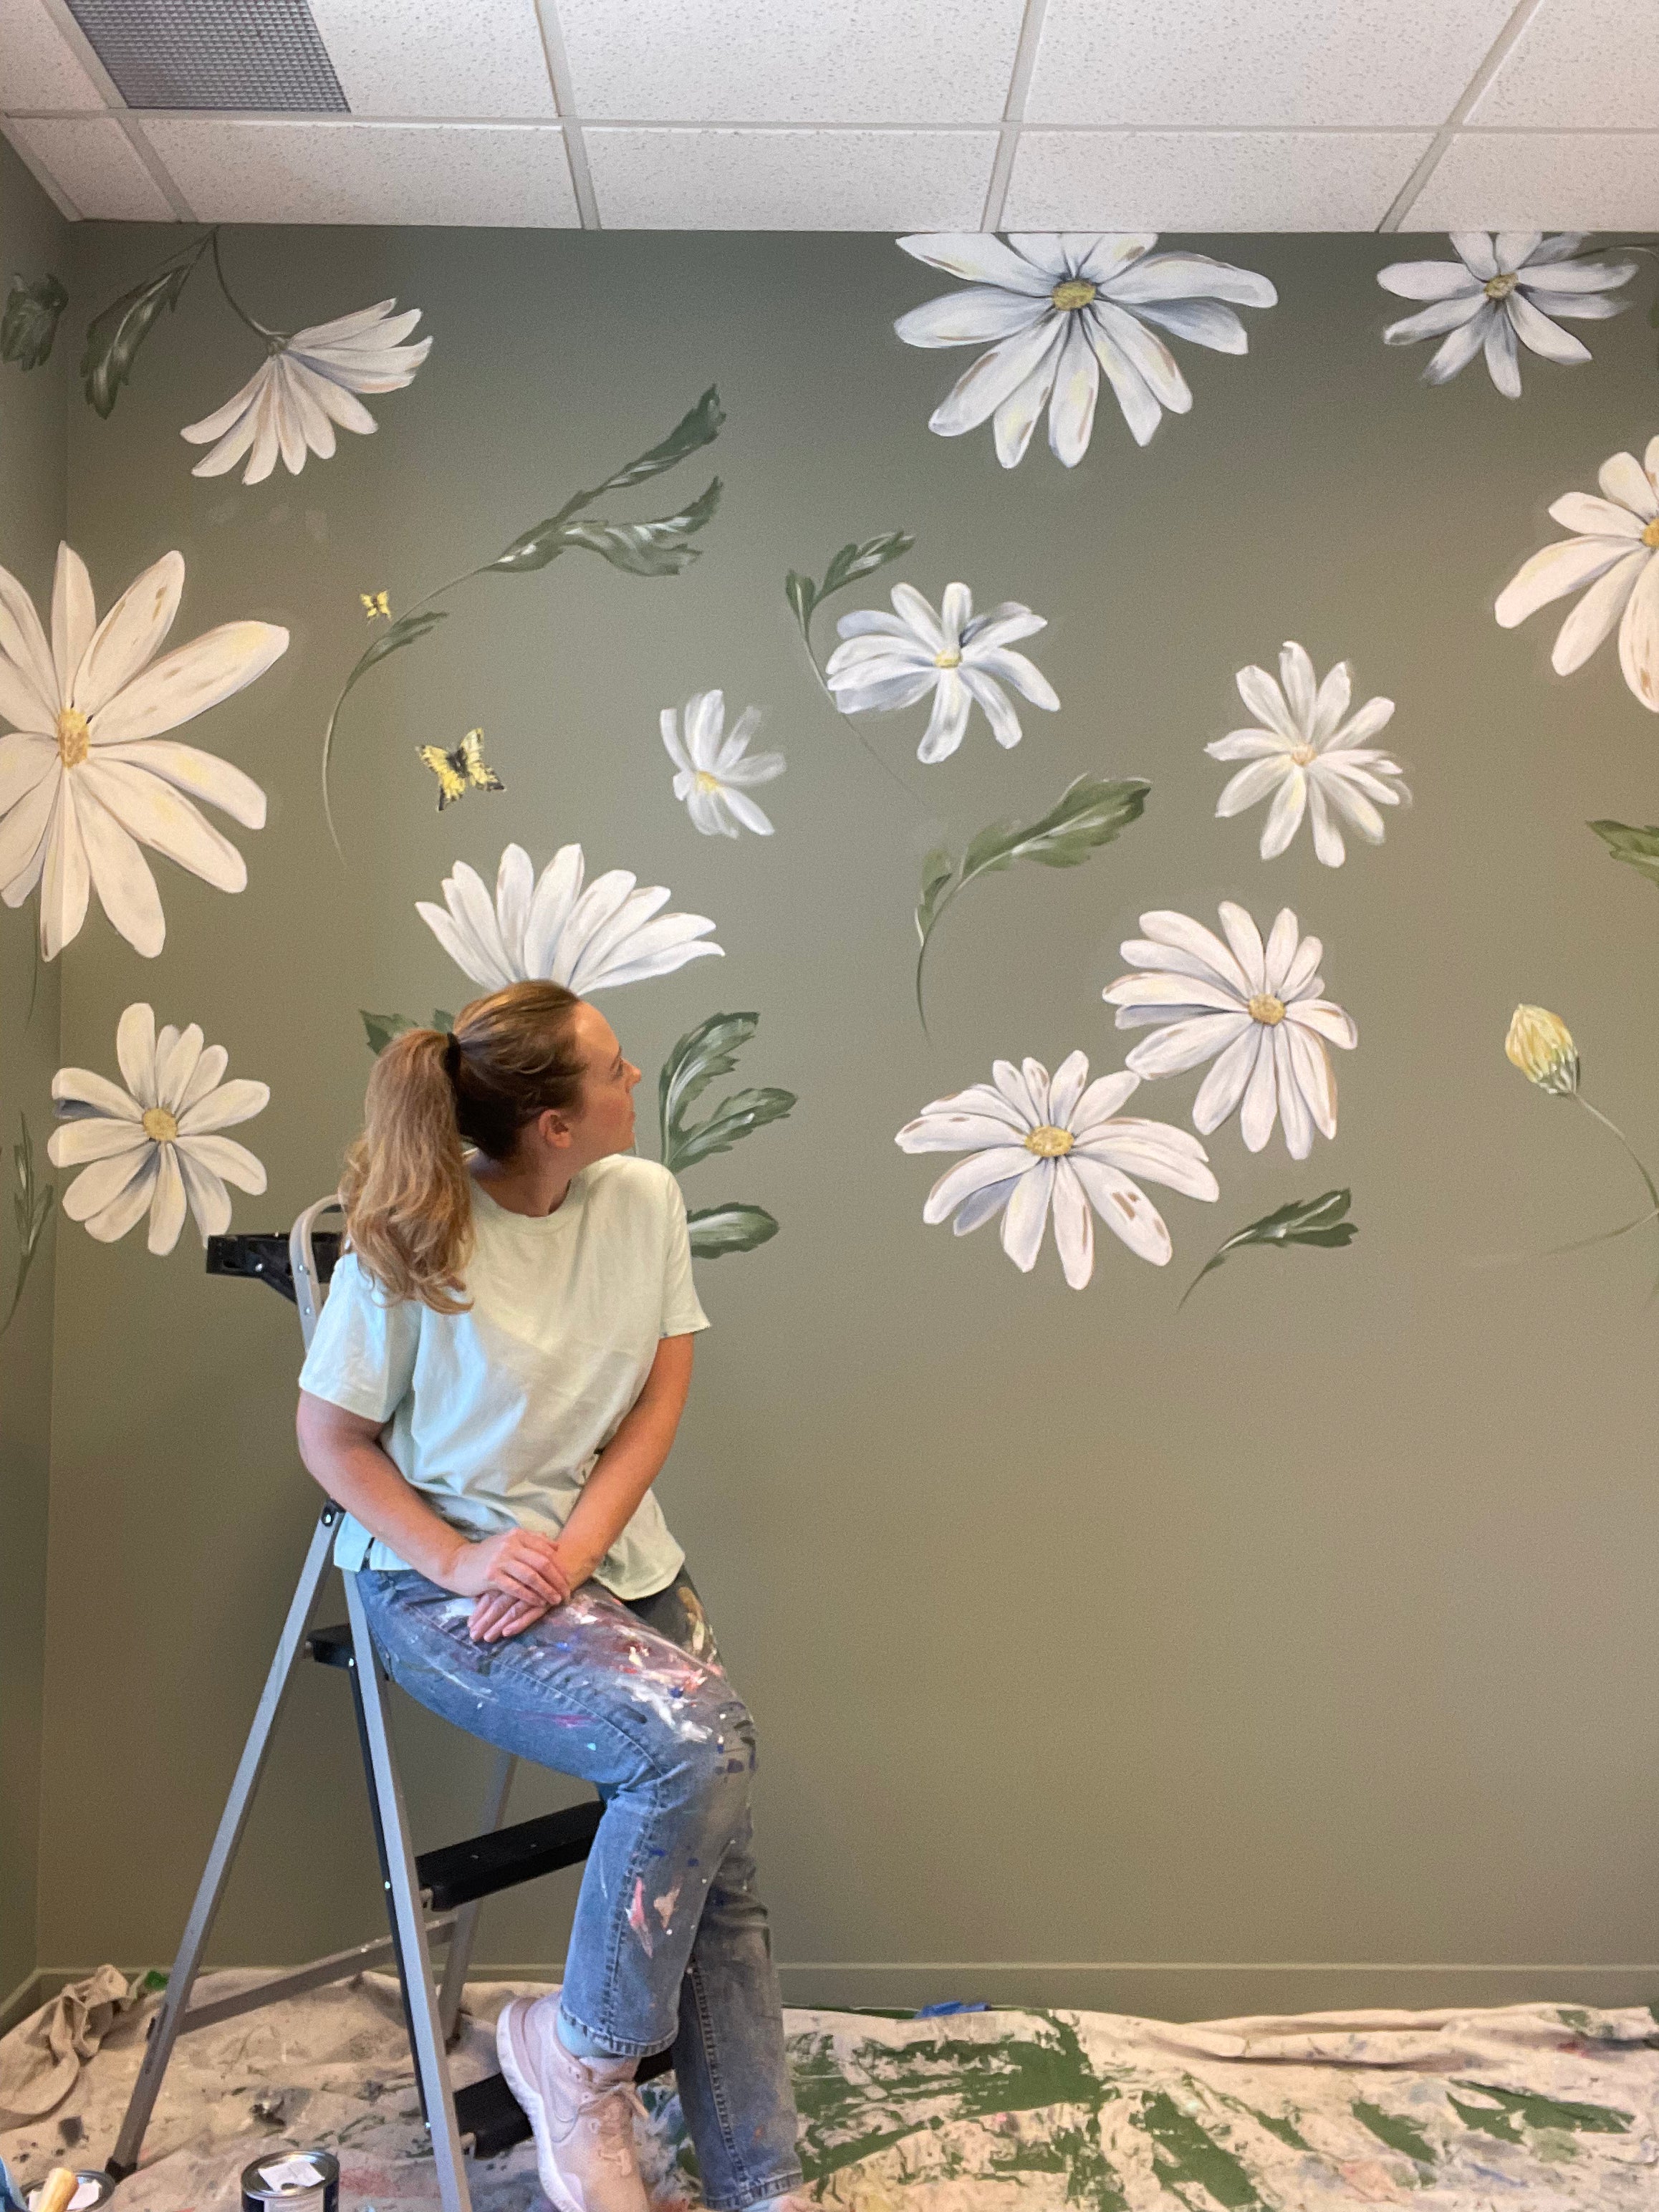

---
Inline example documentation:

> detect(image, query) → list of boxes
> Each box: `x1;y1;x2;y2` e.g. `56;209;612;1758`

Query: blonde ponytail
340;981;584;1312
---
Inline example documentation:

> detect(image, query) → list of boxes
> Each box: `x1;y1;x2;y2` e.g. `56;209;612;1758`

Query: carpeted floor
4;1973;1658;2208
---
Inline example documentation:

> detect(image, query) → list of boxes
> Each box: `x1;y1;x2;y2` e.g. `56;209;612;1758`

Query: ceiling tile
1468;0;1659;127
585;125;998;229
0;0;105;112
1024;0;1516;128
304;0;557;118
6;116;173;216
1410;132;1659;228
138;118;580;224
557;0;1026;123
1004;131;1433;231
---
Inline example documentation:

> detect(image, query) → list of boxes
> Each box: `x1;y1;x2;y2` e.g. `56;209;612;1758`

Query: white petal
70;551;183;720
1307;779;1346;867
1508;292;1590;367
999;1157;1053;1272
1239;1030;1280;1151
1495;535;1639;629
1484;312;1522;398
79;758;246;893
1206;730;1283;762
47;1117;149;1166
1046;317;1099;467
87;620;289;746
1552;549;1647;674
1234;663;1297;741
896;234;1055;294
62;1145;155;1228
928;319;1066;439
1376;257;1483;302
1048;1049;1092;1129
1069;1070;1140;1130
1216;755;1289;818
1066;1154;1171;1265
951;1175;1024;1235
39;780;90;960
1130;910;1254;996
52;544;96;703
1547;493;1644;539
155;1021;204;1112
50;1065;140;1120
521;843;585;978
991;1057;1045;1125
894;285;1050;348
1617;552;1659;711
916;673;971;764
178;1130;266;1192
1103;251;1275;308
1286;999;1357;1049
1494;230;1543;274
1317;765;1387;845
1599;450;1659;521
1449;231;1498;279
1259;767;1308;858
969;647;1059;711
888;583;949;654
0;560;62;723
922;1145;1038;1222
686;784;728;836
92;738;266;830
659;709;691;775
958;668;1022;749
719;784;775;836
177;1077;269;1136
1105;971;1249;1016
993;348;1061;468
1191;1023;1260;1133
1423;309;1491;385
1133;299;1247;353
896;1109;1038;1153
1286;1021;1337;1140
1090;301;1191;413
1124;1011;1243;1078
1264;913;1307;996
181;362;272;444
1051;1160;1095;1288
1217;902;1267;991
1382;295;1485;345
0;730;57;817
1274;1026;1314;1159
1084;319;1162;446
145;1146;188;1254
117;1001;158;1105
175;1146;234;1241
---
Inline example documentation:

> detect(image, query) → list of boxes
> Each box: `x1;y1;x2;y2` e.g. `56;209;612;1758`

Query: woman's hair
340;979;586;1312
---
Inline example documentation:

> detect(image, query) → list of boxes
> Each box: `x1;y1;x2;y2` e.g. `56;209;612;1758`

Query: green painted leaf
785;569;816;640
819;530;914;601
345;609;449;696
80;248;206;418
960;772;1151;883
1180;1188;1357;1307
1134;2090;1261;2208
668;1087;796;1173
1588;818;1659;888
658;1011;760;1150
361;1008;453;1055
916;847;956;945
580;384;723;504
1;272;67;371
2;1113;54;1337
914;774;1150;1028
686;1202;779;1257
489;477;721;577
1453;2080;1631;2136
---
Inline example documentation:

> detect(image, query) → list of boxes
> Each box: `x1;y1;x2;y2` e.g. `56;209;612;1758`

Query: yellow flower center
1289;743;1317;766
1248;993;1286;1026
1484;271;1519;299
1024;1124;1074;1157
1052;279;1097;311
693;771;721;793
55;708;90;768
141;1106;178;1143
934;648;962;669
1643;518;1659;549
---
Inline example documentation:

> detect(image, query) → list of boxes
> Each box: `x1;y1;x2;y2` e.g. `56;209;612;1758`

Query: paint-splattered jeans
355;1564;804;2211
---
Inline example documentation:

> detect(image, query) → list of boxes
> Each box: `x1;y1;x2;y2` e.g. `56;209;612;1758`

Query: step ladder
106;1197;672;2212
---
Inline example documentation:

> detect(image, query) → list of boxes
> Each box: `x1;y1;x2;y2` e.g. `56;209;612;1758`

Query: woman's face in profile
567;1001;642;1160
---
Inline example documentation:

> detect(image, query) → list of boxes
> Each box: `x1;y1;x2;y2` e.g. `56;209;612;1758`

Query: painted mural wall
0;142;67;2014
7;215;1658;2012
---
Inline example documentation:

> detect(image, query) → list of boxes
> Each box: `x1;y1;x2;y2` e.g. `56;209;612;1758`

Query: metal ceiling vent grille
64;0;348;112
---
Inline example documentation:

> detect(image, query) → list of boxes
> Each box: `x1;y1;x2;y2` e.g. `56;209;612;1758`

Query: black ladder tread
418;1802;604;1911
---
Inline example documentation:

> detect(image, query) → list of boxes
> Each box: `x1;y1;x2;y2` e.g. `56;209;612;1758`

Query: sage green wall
0;140;66;2013
34;221;1659;2016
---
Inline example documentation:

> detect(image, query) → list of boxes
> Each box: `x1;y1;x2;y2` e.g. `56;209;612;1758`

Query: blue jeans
355;1565;804;2211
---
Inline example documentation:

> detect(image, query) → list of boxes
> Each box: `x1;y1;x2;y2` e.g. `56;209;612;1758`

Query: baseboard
16;1962;1658;2034
478;1960;1659;2021
0;1968;50;2039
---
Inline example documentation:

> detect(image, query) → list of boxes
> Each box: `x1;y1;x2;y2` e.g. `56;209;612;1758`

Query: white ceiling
0;0;1653;231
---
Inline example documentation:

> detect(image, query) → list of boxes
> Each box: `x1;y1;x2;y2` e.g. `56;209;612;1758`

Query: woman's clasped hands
440;1525;581;1644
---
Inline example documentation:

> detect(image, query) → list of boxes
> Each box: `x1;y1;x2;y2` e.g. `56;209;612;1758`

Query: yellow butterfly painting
417;727;505;811
360;590;391;620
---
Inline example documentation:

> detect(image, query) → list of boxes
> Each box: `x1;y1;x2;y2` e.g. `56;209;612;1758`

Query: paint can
24;2178;115;2211
238;2149;340;2212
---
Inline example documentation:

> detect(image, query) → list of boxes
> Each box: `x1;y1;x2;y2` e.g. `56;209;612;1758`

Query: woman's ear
537;1105;575;1152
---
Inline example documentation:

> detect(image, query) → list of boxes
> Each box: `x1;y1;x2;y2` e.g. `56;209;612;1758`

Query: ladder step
417;1803;604;1912
307;1622;352;1668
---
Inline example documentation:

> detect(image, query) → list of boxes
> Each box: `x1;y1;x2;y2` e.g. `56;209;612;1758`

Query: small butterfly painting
361;590;391;620
418;727;505;811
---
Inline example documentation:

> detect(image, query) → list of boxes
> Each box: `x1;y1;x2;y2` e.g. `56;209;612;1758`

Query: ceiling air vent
63;0;348;111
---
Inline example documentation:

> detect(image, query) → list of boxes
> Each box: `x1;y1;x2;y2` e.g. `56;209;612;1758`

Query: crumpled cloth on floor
0;1966;139;2124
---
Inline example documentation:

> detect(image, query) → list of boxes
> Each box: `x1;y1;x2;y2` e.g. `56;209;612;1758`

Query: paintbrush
32;2176;77;2212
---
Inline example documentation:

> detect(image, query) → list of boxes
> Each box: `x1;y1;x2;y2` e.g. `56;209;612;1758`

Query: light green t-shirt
297;1155;710;1598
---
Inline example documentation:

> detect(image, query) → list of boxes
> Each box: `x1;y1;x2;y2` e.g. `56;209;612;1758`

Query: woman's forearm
555;1335;694;1581
296;1408;468;1582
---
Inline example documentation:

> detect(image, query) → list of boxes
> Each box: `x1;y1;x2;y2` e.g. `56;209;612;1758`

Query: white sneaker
496;1995;653;2212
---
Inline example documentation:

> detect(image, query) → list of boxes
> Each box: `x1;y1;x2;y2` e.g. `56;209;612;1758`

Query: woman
295;979;804;2212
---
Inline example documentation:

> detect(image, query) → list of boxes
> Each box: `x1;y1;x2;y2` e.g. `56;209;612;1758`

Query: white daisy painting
0;544;287;960
1495;439;1659;711
49;1003;268;1256
418;842;723;991
896;1053;1218;1286
894;233;1276;466
824;582;1058;762
1208;642;1408;866
181;298;431;484
1377;233;1636;398
661;691;785;837
1104;905;1357;1159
